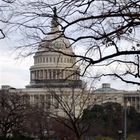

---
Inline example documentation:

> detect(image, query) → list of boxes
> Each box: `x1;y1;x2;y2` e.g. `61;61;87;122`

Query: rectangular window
43;57;45;62
46;57;48;62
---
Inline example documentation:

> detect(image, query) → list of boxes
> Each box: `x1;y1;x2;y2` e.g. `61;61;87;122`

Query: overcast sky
0;37;139;91
0;38;33;88
0;0;139;91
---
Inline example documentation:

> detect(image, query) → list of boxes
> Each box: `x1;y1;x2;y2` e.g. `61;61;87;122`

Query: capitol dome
26;12;82;88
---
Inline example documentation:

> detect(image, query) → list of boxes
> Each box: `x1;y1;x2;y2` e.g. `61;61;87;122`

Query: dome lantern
38;8;72;53
51;7;59;32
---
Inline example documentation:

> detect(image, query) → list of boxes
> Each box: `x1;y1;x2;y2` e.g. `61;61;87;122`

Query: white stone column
61;70;63;79
47;70;49;79
31;95;34;104
34;71;36;79
42;69;44;79
32;71;35;80
40;70;42;79
55;70;57;79
59;70;61;79
63;70;66;79
51;69;52;79
46;70;48;79
35;70;37;79
38;70;40;79
37;70;39;79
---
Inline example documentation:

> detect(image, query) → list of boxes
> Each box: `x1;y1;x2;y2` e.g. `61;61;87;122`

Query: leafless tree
46;86;93;140
23;104;51;140
4;0;140;85
0;0;15;39
0;89;28;139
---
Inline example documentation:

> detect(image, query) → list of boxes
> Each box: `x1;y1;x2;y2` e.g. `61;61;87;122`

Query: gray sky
0;38;138;91
0;38;33;88
0;0;139;90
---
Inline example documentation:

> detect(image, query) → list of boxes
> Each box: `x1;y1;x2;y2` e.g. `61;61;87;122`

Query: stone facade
91;83;140;112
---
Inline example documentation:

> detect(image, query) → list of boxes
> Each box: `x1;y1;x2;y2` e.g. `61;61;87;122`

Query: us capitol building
1;13;140;114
